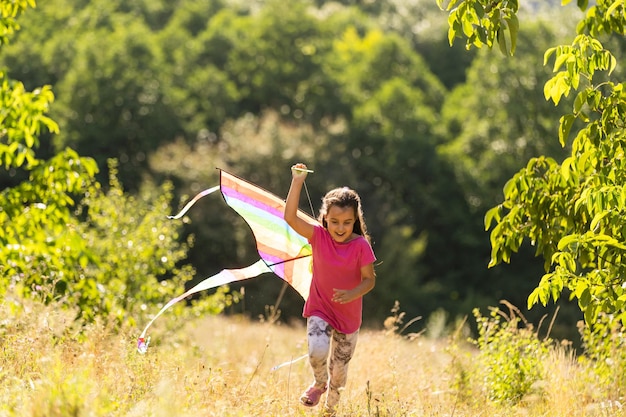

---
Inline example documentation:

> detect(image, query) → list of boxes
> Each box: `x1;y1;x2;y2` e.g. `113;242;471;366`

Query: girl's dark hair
318;187;371;243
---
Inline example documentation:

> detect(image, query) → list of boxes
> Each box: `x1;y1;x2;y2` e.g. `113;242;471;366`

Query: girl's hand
332;288;358;304
333;266;376;304
291;163;309;180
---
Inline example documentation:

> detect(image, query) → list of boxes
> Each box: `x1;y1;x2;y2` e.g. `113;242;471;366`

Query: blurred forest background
4;0;615;341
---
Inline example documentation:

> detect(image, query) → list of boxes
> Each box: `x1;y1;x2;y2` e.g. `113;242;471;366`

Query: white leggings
306;316;359;410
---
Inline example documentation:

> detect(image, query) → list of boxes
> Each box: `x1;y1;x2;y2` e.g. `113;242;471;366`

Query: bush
471;301;550;405
578;313;626;401
2;158;233;330
75;160;236;327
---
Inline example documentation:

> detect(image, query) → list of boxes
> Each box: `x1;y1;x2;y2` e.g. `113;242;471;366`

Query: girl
284;163;376;417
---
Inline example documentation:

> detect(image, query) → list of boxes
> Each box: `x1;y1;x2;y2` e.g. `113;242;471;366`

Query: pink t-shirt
303;224;376;334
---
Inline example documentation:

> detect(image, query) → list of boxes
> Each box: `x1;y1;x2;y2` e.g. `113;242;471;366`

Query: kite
137;169;319;354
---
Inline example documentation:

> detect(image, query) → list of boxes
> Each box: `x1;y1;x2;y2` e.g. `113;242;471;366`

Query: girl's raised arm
284;163;315;240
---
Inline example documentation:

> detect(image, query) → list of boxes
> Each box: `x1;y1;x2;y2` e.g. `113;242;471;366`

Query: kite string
303;180;315;218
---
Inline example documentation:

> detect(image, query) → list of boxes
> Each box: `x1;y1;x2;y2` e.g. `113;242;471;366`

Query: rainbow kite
137;169;318;353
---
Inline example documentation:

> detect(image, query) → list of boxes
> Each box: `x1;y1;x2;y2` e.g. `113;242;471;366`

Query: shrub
75;160;235;327
578;313;626;401
471;301;550;405
3;158;233;330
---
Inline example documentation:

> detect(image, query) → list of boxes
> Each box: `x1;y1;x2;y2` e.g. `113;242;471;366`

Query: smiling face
324;204;357;243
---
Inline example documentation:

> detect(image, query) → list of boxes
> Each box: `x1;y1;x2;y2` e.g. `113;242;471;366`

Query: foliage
439;17;574;212
0;148;98;296
437;0;520;55
578;313;626;400
74;160;209;325
0;0;230;329
0;0;103;318
2;150;229;326
0;0;34;46
437;18;574;323
471;302;550;404
0;0;587;331
0;78;57;169
353;0;474;90
441;0;626;325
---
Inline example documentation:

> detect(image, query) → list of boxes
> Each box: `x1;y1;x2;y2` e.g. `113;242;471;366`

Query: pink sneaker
300;384;327;407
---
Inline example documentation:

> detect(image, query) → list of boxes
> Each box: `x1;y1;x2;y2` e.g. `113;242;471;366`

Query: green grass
0;296;624;417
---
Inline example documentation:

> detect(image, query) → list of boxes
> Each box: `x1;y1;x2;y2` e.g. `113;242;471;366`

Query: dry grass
0;297;625;417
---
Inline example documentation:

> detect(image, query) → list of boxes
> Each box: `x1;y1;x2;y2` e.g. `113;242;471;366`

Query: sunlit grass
1;296;625;417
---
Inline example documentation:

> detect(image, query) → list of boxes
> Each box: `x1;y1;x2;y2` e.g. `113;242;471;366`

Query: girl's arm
284;163;314;240
332;263;376;304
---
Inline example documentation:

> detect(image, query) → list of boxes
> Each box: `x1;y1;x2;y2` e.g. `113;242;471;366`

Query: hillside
1;296;624;417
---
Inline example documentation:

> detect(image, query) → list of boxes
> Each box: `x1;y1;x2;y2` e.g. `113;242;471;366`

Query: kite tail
137;259;272;354
167;185;220;220
270;354;309;371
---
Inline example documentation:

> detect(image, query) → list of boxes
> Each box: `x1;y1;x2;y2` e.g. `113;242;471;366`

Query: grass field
1;296;624;417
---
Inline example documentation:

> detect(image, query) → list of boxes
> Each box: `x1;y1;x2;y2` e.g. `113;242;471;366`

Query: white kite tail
168;185;220;220
270;354;309;371
137;259;272;354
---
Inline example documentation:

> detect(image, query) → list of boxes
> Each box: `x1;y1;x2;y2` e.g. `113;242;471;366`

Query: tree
0;1;95;291
439;0;626;325
0;1;99;305
440;15;576;213
0;0;229;327
2;0;195;190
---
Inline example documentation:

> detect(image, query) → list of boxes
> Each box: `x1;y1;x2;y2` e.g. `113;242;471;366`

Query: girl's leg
324;329;359;414
306;316;332;389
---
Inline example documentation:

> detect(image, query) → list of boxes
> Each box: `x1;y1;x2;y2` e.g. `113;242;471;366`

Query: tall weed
471;301;550;405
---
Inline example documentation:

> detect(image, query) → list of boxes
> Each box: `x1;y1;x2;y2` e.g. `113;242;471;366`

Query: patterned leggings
306;316;359;411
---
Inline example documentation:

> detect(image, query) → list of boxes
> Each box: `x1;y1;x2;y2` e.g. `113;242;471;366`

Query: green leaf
590;210;609;232
447;28;456;46
579;287;591;308
557;234;579;250
462;13;474;37
15;149;26;167
608;54;617;74
528;287;541;309
573;90;587;113
606;0;623;18
574;280;588;299
544;47;557;66
584;303;598;325
497;28;506;55
553;51;570;72
502;177;517;198
507;14;519;55
484;205;502;230
539;283;549;305
543;77;556;101
438;0;460;11
551;278;562;302
561;156;573;181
